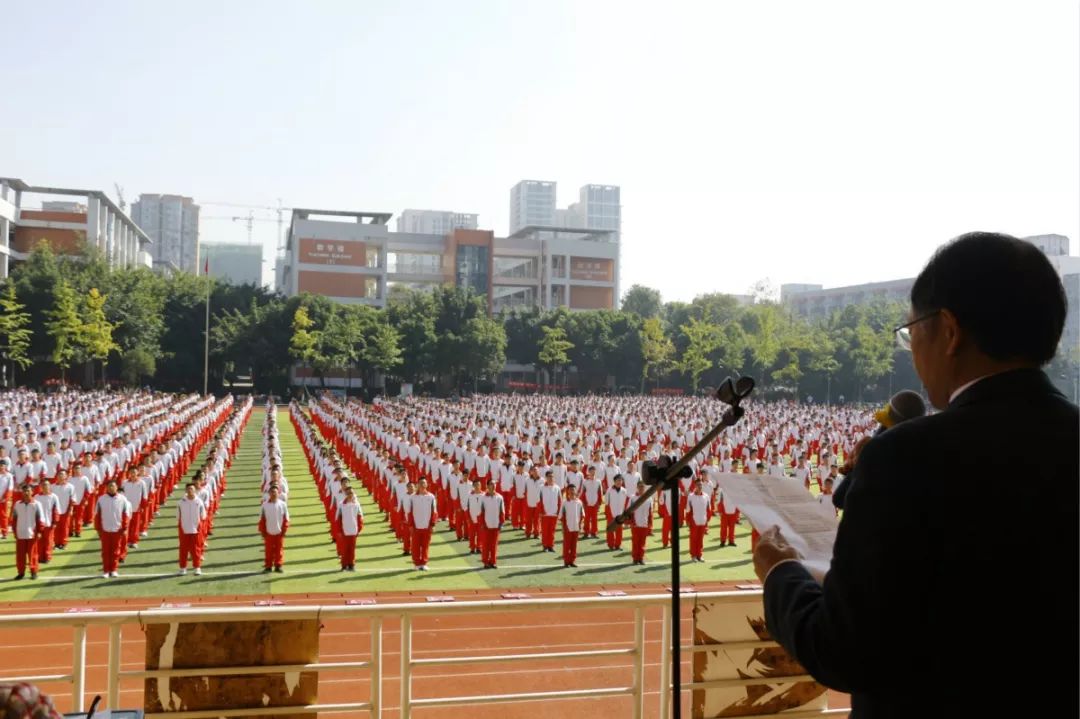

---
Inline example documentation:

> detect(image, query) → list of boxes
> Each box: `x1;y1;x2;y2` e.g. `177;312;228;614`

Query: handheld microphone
835;389;927;510
873;389;927;435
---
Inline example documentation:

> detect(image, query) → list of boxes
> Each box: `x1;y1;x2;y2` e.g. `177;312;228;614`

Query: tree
81;288;118;386
745;303;783;391
537;325;574;392
120;347;157;386
462;316;507;389
362;319;403;385
679;317;722;394
621;285;663;319
46;280;84;383
850;320;894;401
289;305;320;386
386;288;437;383
0;282;33;385
640;317;674;392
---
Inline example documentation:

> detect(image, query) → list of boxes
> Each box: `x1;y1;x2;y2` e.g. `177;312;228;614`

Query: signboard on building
299;238;368;267
570;257;614;282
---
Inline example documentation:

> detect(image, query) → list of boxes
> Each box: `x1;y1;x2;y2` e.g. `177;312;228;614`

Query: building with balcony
282;206;621;315
0;177;152;278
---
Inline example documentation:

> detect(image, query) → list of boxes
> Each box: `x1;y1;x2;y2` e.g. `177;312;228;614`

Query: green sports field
0;410;759;602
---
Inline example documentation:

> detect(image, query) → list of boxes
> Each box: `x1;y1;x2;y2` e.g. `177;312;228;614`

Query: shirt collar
949;375;990;404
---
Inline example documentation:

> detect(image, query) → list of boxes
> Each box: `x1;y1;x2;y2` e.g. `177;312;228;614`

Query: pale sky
2;0;1077;300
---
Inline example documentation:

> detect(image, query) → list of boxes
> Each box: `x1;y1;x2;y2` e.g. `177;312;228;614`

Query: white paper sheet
714;472;839;581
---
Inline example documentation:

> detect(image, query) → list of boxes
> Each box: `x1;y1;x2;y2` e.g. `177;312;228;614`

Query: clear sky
2;0;1077;300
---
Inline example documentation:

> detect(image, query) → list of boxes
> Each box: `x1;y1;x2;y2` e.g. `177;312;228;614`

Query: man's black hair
910;232;1066;365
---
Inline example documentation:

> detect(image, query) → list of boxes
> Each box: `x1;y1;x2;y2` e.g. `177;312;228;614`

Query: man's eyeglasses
894;310;939;351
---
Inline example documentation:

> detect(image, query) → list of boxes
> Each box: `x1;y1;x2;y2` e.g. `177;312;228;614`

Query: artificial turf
0;410;760;602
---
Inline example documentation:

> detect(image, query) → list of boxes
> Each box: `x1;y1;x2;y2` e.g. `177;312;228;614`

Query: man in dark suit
753;232;1079;718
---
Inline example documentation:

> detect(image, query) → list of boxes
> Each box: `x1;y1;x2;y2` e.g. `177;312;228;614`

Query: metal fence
0;591;846;719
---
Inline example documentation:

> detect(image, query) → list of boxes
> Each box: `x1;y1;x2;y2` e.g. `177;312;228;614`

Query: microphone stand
608;380;752;719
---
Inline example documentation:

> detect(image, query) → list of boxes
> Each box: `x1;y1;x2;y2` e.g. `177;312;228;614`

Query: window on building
494;256;538;279
551;255;566;278
456;244;490;296
551;284;567;307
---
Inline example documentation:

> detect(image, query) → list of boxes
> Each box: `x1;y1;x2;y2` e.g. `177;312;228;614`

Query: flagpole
203;259;210;396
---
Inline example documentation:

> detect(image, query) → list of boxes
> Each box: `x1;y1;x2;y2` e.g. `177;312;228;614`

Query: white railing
0;591;846;719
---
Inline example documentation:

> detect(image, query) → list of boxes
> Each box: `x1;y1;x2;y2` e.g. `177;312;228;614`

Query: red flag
204;258;209;275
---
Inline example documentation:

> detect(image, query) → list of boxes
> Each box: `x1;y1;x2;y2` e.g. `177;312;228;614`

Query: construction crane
202;199;291;254
114;183;126;211
202;213;280;244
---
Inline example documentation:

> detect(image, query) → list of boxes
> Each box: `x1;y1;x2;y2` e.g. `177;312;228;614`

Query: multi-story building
200;242;263;286
783;236;1080;346
130;193;200;275
782;278;914;320
395;209;478;235
282;208;620;314
0;177;152;278
282;209;391;305
511;181;622;299
509;180;556;234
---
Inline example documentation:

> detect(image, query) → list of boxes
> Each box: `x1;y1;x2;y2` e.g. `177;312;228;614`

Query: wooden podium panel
692;596;827;717
144;619;319;719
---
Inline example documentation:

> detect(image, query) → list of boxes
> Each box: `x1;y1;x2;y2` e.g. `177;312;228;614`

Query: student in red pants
259;486;290;573
336;488;364;571
33;481;58;564
94;480;131;578
630;483;654;565
478;479;505;569
717;489;739;547
685;480;712;562
51;470;76;550
538;471;562;553
176;483;207;575
580;467;603;539
0;467;13;539
558;485;584;568
467;479;484;555
604;475;629;550
409;479;438;571
11;484;42;580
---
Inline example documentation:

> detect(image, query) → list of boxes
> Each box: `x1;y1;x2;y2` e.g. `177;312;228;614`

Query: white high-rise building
576;184;621;236
396;209;478;235
509;180;556;234
130;194;200;274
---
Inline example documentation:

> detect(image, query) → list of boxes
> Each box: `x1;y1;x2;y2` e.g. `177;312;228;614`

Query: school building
279;208;620;314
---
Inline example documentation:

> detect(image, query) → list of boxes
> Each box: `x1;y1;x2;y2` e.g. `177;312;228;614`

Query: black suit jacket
763;369;1078;718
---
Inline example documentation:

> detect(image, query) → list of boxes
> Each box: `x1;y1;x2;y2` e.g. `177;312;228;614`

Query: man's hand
752;525;803;582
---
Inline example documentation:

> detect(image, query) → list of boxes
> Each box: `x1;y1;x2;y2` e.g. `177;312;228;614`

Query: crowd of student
3;389;870;579
0;390;252;579
292;393;869;571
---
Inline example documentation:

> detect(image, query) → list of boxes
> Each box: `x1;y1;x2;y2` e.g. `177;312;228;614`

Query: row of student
359;393;871;477
0;392;205;484
312;395;761;563
291;404;365;571
171;395;253;576
309;398;681;569
8;395;243;579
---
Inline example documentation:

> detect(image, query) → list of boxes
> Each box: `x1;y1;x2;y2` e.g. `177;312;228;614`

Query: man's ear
939;308;964;358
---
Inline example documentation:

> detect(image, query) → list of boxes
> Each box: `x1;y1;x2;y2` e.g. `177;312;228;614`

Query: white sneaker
178;568;187;575
419;565;428;572
110;571;119;578
194;568;202;576
102;572;110;579
140;532;148;538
